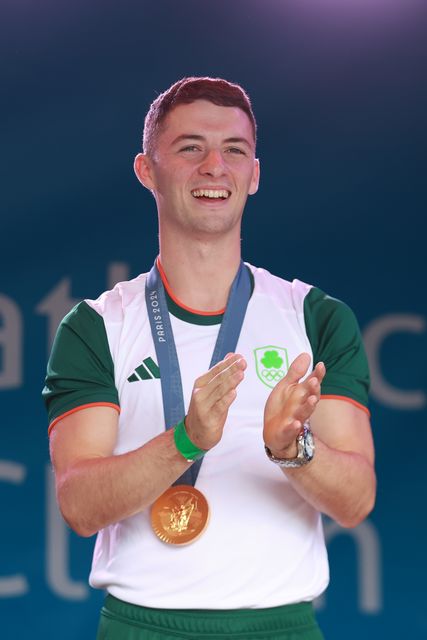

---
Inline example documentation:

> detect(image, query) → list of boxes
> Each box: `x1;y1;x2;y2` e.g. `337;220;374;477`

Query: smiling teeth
191;189;230;199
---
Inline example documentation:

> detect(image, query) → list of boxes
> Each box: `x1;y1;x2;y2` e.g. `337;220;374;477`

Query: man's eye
180;145;200;152
226;147;245;155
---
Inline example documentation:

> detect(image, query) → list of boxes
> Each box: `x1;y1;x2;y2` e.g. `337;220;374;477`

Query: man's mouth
191;189;231;200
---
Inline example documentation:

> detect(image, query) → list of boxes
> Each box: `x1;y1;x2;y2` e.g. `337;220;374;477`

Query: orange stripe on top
321;395;371;417
48;402;121;436
156;257;226;317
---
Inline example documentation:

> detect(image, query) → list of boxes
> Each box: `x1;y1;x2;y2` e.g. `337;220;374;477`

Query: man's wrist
173;419;208;462
267;441;298;460
265;425;315;468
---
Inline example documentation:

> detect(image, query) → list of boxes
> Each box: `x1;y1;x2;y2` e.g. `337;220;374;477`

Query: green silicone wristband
173;419;207;462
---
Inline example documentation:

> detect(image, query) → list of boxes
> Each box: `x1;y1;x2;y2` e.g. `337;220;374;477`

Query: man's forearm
52;356;247;538
56;429;191;537
282;437;376;528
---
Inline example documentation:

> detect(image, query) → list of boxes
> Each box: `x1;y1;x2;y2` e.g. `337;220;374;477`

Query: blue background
1;0;426;638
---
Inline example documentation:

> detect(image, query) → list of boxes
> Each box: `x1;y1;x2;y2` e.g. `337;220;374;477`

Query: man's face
136;100;259;238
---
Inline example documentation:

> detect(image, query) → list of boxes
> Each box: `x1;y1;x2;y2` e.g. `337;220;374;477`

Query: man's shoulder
247;262;314;310
85;272;148;320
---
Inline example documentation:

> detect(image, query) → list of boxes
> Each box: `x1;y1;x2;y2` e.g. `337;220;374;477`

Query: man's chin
185;216;241;238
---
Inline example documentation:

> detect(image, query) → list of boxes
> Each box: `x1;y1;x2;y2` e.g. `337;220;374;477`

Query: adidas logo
127;357;160;382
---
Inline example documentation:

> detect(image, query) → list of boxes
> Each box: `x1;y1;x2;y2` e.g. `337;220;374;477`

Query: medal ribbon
145;258;251;486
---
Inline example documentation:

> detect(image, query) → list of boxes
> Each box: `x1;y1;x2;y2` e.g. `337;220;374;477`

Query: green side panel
42;301;119;424
304;287;370;408
127;373;139;382
164;265;254;325
135;363;152;380
143;357;160;379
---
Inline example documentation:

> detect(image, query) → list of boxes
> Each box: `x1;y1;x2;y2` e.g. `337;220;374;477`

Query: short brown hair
143;76;257;156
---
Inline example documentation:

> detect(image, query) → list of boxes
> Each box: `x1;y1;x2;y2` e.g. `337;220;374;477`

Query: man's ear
134;153;156;191
248;158;260;196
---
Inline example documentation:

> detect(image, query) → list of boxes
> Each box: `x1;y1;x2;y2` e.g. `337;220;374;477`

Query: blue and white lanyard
145;259;251;486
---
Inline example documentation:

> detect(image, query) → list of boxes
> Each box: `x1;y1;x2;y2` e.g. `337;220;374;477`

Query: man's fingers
207;357;246;386
307;361;326;384
214;388;238;413
191;354;246;416
202;361;245;406
307;394;318;408
306;377;320;396
283;353;311;385
195;354;246;388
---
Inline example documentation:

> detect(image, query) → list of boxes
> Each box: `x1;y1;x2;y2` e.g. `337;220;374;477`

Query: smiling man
43;77;376;640
136;98;259;242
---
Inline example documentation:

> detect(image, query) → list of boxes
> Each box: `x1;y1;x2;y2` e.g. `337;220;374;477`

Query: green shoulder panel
304;287;370;408
42;301;119;426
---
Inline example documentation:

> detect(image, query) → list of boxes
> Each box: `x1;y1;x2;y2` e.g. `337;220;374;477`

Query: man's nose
198;149;226;177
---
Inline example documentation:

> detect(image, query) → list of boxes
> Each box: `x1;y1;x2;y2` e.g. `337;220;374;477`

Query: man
43;77;376;639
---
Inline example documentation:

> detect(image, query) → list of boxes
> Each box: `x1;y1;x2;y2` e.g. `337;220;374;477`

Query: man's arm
50;408;192;537
286;398;375;528
50;354;246;537
263;354;376;528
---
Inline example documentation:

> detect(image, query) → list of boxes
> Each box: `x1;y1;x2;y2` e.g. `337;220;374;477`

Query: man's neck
158;235;241;313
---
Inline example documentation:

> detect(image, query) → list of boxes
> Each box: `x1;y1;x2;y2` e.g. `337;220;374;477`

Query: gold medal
151;485;210;545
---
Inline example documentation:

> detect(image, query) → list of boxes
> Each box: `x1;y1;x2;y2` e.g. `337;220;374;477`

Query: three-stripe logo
127;357;160;382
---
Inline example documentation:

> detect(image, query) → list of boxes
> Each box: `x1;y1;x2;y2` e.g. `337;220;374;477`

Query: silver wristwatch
265;425;315;468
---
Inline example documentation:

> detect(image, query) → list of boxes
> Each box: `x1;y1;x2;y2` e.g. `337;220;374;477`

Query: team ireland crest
254;346;289;389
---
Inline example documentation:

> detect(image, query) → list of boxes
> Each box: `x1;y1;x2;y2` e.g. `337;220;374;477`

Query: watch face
304;430;315;459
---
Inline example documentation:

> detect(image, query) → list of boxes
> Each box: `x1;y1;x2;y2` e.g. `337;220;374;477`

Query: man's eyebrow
223;137;253;148
170;134;254;148
171;134;205;146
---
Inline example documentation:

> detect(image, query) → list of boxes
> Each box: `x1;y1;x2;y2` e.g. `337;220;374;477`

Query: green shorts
97;594;324;640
